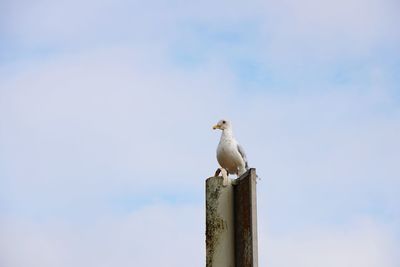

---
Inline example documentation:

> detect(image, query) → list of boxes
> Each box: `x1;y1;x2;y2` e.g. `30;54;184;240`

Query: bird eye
222;120;226;124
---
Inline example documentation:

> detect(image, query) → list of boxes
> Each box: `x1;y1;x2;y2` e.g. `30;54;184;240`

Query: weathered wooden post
205;168;258;267
206;175;235;267
234;168;258;267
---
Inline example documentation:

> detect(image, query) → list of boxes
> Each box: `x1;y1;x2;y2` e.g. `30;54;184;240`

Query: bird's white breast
216;138;245;175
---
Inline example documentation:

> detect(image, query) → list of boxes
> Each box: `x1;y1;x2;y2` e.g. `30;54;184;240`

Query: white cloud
0;47;235;213
1;44;399;214
261;218;398;267
0;46;399;266
1;46;398;199
3;0;399;59
0;204;205;267
1;0;400;266
1;206;398;267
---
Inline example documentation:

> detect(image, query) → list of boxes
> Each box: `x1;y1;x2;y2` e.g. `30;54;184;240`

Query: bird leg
214;168;229;187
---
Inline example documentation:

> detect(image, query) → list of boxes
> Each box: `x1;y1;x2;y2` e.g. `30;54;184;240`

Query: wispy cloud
262;218;399;267
1;0;399;266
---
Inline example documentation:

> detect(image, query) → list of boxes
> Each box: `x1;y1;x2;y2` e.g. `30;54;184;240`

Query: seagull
213;119;248;177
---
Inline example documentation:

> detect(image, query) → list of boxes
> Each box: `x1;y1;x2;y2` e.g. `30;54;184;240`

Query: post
205;168;258;267
205;176;235;267
234;168;258;267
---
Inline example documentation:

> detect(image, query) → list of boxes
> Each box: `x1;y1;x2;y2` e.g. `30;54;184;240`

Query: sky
0;0;399;266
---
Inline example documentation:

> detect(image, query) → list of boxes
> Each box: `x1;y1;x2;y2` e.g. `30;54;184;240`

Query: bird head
212;119;231;131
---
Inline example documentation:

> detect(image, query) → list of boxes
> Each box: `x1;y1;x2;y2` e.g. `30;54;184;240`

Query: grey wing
237;144;249;170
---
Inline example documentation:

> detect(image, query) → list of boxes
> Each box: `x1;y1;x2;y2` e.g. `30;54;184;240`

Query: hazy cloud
1;0;399;266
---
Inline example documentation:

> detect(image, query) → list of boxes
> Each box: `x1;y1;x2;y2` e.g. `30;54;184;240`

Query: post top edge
234;168;257;183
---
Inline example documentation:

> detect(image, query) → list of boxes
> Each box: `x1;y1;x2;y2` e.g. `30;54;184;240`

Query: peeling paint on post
206;176;235;267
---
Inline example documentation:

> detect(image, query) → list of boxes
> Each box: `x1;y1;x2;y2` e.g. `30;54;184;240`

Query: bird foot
214;168;229;187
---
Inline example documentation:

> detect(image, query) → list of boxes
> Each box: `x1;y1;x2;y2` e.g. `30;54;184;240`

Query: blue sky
1;0;400;266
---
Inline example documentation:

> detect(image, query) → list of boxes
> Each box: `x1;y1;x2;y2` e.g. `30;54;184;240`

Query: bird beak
212;124;219;130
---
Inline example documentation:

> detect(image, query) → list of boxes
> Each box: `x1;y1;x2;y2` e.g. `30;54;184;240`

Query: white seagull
213;119;248;178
